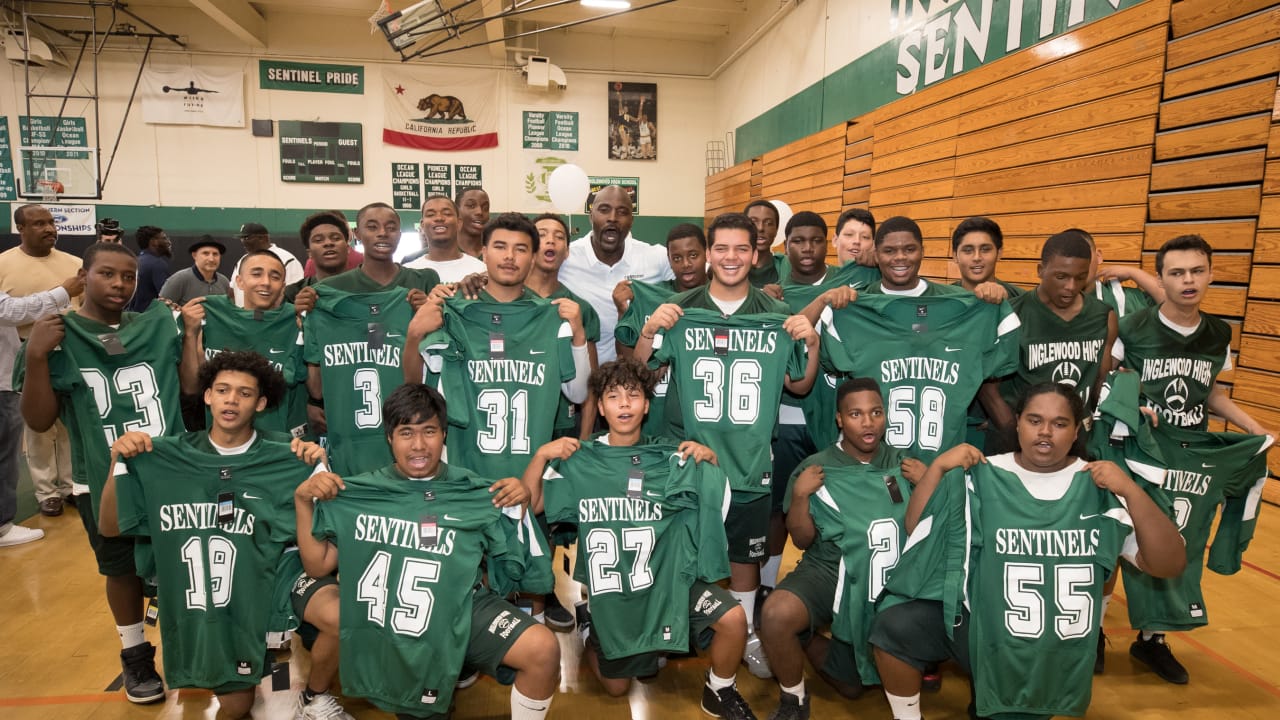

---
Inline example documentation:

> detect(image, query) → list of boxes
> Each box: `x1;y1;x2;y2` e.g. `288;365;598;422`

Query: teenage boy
833;208;877;268
455;186;491;258
524;359;757;719
98;350;348;720
293;383;559;720
286;212;356;304
635;212;820;679
951;217;1024;302
18;242;185;704
760;378;926;719
744;200;789;287
406;195;485;280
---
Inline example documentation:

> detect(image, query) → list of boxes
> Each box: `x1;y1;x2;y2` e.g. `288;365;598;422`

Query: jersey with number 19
422;291;576;479
822;291;1020;462
303;285;412;476
311;463;535;715
114;433;308;690
649;301;804;498
12;302;183;514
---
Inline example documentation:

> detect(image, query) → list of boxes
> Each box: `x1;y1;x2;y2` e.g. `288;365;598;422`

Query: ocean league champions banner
141;66;245;127
383;69;499;151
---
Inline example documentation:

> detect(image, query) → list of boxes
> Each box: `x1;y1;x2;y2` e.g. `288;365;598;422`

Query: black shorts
77;500;137;577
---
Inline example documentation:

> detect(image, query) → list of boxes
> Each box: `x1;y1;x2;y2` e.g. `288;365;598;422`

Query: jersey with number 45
650;308;804;498
304;285;412;477
821;292;1020;462
13;302;183;515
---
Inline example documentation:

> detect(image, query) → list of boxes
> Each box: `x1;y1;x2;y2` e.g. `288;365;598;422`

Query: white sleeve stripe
1124;458;1166;487
1243;476;1266;522
1103;507;1134;528
902;515;933;553
996;312;1021;337
651;331;665;350
813;485;837;510
557;321;573;338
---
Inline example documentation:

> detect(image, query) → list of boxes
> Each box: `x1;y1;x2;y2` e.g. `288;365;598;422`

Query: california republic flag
141;66;244;127
383;68;498;151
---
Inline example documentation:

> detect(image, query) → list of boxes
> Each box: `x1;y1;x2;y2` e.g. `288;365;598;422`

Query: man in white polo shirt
558;185;673;362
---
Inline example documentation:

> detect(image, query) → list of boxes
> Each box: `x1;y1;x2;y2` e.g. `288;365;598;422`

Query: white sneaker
295;691;354;720
456;669;480;689
0;525;44;547
743;632;772;679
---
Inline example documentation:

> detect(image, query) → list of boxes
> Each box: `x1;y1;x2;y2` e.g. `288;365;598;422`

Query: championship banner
141;66;245;127
383;69;498;151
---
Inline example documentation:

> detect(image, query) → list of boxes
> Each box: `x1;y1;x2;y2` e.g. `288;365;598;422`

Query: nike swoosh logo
242;492;261;500
386;333;403;339
1201;463;1214;469
944;346;962;352
645;491;661;498
1079;513;1099;521
443;514;462;521
268;348;285;354
529;350;545;355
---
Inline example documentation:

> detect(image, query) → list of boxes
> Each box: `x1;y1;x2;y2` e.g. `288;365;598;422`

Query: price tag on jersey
367;322;386;350
217;491;235;524
713;328;729;356
144;598;159;626
626;470;644;498
219;467;233;481
419;515;439;548
883;474;903;504
761;471;772;487
289;424;307;439
369;304;381;316
98;333;127;356
489;332;506;360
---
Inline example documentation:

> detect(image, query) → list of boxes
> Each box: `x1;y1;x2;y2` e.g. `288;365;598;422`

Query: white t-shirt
558;233;674;362
405;253;485;283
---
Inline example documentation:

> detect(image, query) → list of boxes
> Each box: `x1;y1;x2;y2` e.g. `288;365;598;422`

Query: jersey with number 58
303;285;412;476
821;292;1020;462
422;292;576;479
650;307;804;498
13;302;183;516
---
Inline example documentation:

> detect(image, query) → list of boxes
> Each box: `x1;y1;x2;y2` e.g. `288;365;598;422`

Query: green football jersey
821;291;1020;462
114;433;308;690
194;295;308;437
13;303;183;514
543;284;600;435
615;280;678;437
1003;291;1112;408
423;292;576;479
311;463;536;715
1117;306;1230;430
780;264;879;448
320;264;440;294
748;252;791;288
802;443;911;685
543;438;731;659
1092;278;1154;319
303;285;413;476
650;302;805;497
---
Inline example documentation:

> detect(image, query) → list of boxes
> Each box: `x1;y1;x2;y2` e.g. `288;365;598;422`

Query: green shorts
771;423;815;512
467;586;535;686
868;598;972;675
77;499;137;577
290;566;339;651
775;551;839;640
591;580;738;679
725;493;770;563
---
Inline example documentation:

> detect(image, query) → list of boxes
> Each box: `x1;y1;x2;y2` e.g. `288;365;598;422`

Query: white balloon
548;164;591;215
769;199;792;249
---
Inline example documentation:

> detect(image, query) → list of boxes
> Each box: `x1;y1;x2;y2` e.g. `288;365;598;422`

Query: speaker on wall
252;119;274;137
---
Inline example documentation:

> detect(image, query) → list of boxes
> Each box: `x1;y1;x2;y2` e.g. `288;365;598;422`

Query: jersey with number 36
650;308;804;498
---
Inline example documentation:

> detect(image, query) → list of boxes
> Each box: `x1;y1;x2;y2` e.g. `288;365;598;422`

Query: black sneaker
1095;631;1107;675
1129;632;1189;684
544;593;575;633
120;642;165;704
766;690;809;720
575;601;592;645
701;675;758;720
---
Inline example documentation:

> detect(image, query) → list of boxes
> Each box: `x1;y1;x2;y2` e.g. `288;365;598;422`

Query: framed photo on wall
608;81;657;160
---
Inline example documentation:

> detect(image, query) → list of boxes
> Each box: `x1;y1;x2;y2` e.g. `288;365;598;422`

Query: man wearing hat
230;222;303;306
159;235;231;305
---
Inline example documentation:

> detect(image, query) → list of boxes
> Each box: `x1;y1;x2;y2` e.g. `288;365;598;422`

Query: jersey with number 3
303;285;412;476
423;294;575;479
14;302;183;515
822;292;1020;462
650;308;804;497
114;434;307;689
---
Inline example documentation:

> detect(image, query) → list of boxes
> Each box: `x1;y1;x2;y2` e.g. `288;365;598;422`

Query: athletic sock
707;670;736;691
729;589;757;634
781;679;805;699
885;691;922;720
510;685;551;720
761;554;782;589
117;622;146;650
1141;630;1159;642
1100;594;1112;621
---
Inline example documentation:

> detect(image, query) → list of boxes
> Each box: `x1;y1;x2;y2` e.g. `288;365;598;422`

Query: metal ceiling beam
187;0;267;48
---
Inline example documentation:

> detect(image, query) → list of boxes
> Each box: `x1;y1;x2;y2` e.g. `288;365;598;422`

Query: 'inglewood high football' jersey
303;285;412;476
114;433;307;689
312;463;545;715
615;280;678;437
194;296;308;437
803;444;912;685
650;301;805;497
1115;306;1230;430
822;291;1020;462
543;438;731;658
13;302;183;513
423;291;576;479
1005;291;1112;408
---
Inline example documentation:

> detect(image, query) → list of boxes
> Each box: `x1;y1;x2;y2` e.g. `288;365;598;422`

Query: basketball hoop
36;179;63;202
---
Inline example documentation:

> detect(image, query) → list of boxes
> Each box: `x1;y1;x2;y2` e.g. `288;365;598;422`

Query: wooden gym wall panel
761;123;847;230
704;161;753;224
